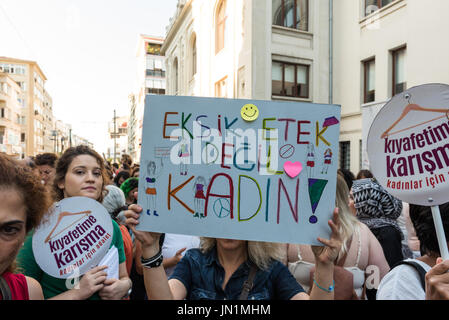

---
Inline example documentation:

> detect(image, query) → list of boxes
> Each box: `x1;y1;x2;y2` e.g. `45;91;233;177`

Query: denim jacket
169;247;304;300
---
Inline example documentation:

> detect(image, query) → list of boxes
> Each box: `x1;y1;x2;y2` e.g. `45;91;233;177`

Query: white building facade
130;35;166;162
163;0;330;101
161;0;449;175
334;0;449;170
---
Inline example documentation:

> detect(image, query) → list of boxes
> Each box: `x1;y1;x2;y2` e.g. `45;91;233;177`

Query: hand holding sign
74;265;108;299
311;208;342;265
125;203;163;257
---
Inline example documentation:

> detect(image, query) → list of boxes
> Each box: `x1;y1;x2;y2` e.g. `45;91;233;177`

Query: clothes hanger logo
381;93;449;138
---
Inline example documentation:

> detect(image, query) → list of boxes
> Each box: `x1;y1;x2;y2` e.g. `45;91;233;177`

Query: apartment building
162;0;330;103
0;72;23;157
160;0;449;175
129;35;166;162
334;0;449;170
128;93;138;160
52;119;72;154
108;115;129;163
0;57;54;157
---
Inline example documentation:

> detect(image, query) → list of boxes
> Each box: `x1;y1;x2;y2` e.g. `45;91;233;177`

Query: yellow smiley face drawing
240;104;259;122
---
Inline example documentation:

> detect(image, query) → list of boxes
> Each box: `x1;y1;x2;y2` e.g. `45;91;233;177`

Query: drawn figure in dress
321;148;333;174
306;143;316;177
178;138;190;176
145;160;161;216
193;176;207;219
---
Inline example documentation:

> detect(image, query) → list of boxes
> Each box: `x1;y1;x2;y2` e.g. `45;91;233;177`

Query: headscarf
351;178;404;239
102;184;127;223
120;177;139;200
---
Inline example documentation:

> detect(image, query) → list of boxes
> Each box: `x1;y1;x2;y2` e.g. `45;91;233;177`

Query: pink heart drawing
283;161;303;178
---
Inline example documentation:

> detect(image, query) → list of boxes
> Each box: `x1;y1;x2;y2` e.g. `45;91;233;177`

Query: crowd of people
1;146;449;300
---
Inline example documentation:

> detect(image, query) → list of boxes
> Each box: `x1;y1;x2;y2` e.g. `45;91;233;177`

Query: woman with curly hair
34;152;58;188
17;145;132;300
0;154;51;300
124;203;343;300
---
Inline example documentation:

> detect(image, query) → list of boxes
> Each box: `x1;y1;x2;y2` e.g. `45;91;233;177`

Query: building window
392;46;406;96
146;88;166;95
339;141;351;170
146;69;166;77
363;58;375;103
215;77;227;98
365;0;394;16
272;61;309;98
272;0;308;31
147;43;162;55
215;0;227;54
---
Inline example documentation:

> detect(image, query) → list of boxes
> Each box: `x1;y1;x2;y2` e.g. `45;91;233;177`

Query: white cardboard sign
367;83;449;206
32;197;114;279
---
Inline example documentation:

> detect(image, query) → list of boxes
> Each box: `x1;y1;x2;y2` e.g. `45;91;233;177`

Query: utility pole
69;128;72;148
51;129;57;153
113;109;117;164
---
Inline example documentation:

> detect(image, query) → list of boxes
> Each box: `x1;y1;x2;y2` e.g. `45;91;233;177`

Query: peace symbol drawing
213;198;231;218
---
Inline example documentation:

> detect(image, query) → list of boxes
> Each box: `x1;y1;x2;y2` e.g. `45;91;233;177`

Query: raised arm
291;208;342;300
124;204;187;300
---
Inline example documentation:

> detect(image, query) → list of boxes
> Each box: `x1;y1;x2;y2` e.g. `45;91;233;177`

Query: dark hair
338;169;355;189
0;154;50;232
356;169;373;180
112;163;119;169
104;162;114;181
35;153;58;168
114;170;130;187
409;203;449;257
130;166;140;177
0;154;51;272
121;154;132;166
53;145;109;202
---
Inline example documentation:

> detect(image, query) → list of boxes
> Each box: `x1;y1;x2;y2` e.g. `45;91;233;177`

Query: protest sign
367;83;449;206
32;197;113;279
367;83;449;259
137;95;341;245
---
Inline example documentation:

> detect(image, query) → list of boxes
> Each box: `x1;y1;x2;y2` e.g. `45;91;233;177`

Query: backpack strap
0;275;12;300
239;264;258;300
393;260;427;291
